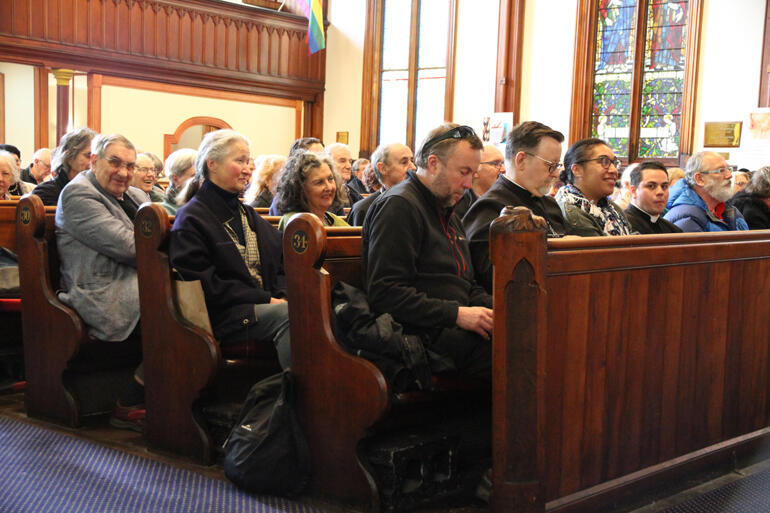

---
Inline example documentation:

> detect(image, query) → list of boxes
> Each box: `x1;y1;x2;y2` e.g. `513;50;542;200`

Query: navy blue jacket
169;180;287;341
664;179;748;232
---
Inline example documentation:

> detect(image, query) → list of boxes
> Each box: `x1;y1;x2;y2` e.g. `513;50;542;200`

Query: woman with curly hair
245;154;286;207
275;151;349;230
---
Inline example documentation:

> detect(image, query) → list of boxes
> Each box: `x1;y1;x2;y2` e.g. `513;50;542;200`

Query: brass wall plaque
704;121;742;148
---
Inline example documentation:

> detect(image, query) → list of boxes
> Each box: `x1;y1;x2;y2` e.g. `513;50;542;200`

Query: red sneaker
109;401;146;432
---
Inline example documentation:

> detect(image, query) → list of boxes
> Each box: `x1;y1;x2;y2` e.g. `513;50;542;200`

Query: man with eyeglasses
663;150;748;232
131;152;165;202
20;148;52;185
362;123;493;382
464;121;568;292
555;138;633;236
55;133;150;431
624;161;682;234
453;144;505;220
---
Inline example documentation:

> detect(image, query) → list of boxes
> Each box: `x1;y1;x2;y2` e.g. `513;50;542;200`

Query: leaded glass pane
382;0;412;71
379;70;409;144
592;0;638;159
418;0;449;68
639;0;688;158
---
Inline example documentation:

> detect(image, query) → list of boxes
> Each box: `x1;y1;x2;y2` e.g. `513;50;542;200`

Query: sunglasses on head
420;125;478;155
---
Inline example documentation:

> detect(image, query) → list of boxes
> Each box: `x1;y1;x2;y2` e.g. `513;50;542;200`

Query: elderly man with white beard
664;151;748;232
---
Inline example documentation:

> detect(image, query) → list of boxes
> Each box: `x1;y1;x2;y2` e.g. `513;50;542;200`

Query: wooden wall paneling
30;0;45;39
237;22;248;72
144;4;157;57
579;273;610;489
117;1;131;52
48;0;60;42
59;0;74;44
722;260;747;438
0;2;11;33
33;66;49;149
279;31;290;76
742;261;770;430
13;0;30;37
129;2;143;54
74;0;88;45
658;265;684;462
557;273;590;497
269;29;280;75
226;22;237;70
257;26;269;74
544;275;569;500
87;72;102;133
90;0;103;49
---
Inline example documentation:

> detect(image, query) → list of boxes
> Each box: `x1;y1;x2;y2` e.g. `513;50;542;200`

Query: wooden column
87;73;103;133
52;69;75;144
33;67;49;149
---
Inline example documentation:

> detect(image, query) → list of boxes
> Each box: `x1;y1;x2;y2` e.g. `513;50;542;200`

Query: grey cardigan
55;170;149;341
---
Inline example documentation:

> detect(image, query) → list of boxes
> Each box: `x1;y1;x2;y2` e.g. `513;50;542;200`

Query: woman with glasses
555;138;633;236
727;167;770;229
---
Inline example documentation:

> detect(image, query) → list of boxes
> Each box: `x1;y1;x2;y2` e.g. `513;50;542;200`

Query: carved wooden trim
0;0;325;102
87;73;103;133
163;116;232;159
33;67;49;149
0;73;4;144
494;0;525;122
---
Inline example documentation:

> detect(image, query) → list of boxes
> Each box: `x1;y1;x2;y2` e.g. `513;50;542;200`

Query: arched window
571;0;703;165
361;0;458;155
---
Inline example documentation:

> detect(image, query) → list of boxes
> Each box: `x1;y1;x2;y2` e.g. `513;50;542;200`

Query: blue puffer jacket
664;180;748;232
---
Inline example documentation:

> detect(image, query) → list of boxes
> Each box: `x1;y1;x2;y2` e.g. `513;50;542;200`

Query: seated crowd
2;118;763;434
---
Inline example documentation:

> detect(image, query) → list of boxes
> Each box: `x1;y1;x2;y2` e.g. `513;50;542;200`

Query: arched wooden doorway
163;116;232;159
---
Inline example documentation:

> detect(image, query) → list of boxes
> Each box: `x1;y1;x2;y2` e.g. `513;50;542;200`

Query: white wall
694;0;767;167
323;0;365;156
519;0;577;138
100;85;298;158
0;62;35;164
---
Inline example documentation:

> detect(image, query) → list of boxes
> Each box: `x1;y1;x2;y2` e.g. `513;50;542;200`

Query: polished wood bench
16;194;141;426
282;213;487;511
134;203;281;464
490;225;770;512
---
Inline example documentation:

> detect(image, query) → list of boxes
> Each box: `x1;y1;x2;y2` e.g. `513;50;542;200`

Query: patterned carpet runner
0;416;324;513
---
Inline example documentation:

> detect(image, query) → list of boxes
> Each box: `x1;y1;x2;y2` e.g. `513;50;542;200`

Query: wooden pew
16;194;141;425
134;203;281;464
490;226;770;513
282;213;487;511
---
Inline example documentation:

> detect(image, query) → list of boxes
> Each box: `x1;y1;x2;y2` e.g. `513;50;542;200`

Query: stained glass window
590;0;690;161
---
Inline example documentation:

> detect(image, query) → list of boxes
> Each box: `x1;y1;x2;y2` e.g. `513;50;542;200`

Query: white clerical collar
634;203;659;223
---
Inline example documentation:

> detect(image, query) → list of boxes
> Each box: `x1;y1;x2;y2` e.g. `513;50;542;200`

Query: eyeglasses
577;155;621;169
480;160;504;170
699;165;737;176
135;166;155;174
524;152;564;173
105;156;136;172
420;125;478;155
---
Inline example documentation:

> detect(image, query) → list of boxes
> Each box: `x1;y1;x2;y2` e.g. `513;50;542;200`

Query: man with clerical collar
624;161;682;234
463;121;567;293
362;123;492;382
664;151;748;232
347;142;415;226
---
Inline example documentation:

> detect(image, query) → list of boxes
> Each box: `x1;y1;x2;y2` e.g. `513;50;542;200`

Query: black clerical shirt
463;174;568;292
624;203;682;235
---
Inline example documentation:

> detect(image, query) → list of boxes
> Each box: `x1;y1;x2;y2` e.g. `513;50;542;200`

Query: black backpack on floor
223;370;311;496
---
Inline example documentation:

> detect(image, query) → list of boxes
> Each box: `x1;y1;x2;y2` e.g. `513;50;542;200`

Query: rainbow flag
299;0;325;54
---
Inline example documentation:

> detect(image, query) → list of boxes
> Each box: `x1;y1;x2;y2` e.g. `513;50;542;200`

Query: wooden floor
0;389;766;513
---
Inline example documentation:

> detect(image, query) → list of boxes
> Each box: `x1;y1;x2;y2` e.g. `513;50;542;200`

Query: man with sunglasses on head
624;161;682;234
555;138;633;236
55;134;150;431
362;123;492;382
663;151;748;232
464;121;568;293
453;144;505;220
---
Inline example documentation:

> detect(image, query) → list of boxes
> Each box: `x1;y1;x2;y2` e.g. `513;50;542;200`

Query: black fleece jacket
362;171;491;333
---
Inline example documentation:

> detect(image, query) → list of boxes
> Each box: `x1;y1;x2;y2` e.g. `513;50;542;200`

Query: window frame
360;0;458;156
569;0;703;166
